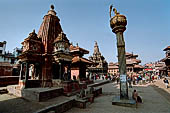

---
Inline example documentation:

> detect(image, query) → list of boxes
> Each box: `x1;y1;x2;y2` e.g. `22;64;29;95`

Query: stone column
67;64;71;80
19;63;24;80
25;62;29;88
110;8;128;99
59;62;62;80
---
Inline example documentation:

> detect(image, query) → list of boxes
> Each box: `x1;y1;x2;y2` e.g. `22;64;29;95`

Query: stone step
88;80;110;87
7;85;63;102
36;99;75;113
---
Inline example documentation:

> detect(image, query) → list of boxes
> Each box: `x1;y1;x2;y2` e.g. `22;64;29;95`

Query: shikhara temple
7;5;93;98
88;41;108;76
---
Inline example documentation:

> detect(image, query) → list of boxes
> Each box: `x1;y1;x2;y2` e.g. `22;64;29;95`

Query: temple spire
94;41;100;54
38;5;62;53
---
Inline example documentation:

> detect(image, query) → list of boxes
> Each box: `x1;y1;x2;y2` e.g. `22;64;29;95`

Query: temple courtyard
0;79;170;113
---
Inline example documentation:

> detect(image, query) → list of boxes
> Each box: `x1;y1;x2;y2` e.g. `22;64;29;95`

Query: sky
0;0;170;65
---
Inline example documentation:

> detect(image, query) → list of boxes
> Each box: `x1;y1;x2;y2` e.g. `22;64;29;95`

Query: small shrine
70;43;92;81
53;32;73;81
18;30;42;88
88;41;108;76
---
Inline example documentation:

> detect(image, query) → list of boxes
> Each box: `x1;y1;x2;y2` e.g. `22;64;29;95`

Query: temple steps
7;85;63;102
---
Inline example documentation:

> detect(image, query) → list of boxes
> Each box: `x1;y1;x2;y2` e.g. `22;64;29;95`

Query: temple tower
88;41;108;76
37;5;63;86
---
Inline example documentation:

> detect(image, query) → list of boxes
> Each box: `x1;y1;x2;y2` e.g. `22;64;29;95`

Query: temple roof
70;44;89;55
134;65;144;69
54;32;69;43
161;57;170;62
126;52;138;57
108;65;119;69
163;46;170;51
72;56;92;64
22;30;41;44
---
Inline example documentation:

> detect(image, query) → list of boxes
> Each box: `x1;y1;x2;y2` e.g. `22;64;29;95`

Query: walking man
163;78;169;88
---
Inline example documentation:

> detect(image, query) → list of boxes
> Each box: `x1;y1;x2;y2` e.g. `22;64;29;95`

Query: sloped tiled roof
70;45;89;54
134;65;144;68
163;46;170;51
72;56;92;64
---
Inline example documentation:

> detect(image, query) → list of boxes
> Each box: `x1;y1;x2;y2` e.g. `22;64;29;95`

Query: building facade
0;41;22;76
161;46;170;76
108;52;143;77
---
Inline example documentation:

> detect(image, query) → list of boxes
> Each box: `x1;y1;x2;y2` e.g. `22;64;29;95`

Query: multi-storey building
108;52;143;76
0;41;22;76
161;46;170;76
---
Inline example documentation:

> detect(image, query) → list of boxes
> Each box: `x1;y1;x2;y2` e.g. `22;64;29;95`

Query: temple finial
33;29;35;33
51;5;54;10
47;5;56;16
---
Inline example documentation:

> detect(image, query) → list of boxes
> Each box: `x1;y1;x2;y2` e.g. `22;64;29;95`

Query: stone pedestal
62;81;73;93
112;96;136;107
7;85;63;102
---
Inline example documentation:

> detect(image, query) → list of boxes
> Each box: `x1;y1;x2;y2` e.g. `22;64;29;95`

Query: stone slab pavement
0;80;109;113
0;94;73;113
66;82;170;113
1;80;170;113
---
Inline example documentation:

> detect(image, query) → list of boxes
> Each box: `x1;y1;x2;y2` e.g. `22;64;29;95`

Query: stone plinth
36;99;75;113
79;82;87;89
0;76;19;87
112;96;136;107
62;81;73;93
7;85;63;102
62;81;81;96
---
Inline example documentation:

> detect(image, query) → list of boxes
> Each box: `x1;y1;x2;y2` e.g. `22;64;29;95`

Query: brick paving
66;81;170;113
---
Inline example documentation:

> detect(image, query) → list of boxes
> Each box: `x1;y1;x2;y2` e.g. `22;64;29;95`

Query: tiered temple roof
70;44;92;64
161;46;170;76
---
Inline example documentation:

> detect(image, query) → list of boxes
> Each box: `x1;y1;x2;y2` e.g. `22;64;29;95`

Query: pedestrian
116;76;119;84
142;77;146;84
102;75;104;80
163;78;169;88
152;75;154;83
128;77;132;88
132;89;138;108
132;89;142;108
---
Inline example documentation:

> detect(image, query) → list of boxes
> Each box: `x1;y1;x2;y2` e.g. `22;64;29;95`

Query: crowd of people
87;72;169;89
